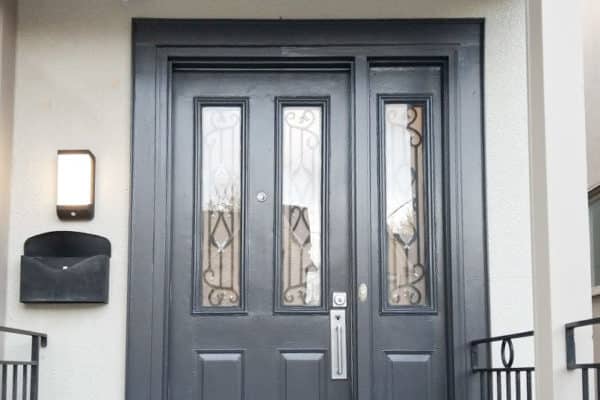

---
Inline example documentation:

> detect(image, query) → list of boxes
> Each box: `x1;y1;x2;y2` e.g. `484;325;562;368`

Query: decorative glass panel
200;106;242;308
281;106;323;307
384;103;428;307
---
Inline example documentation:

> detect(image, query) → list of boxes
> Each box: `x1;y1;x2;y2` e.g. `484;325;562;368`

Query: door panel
195;352;244;400
368;66;447;399
278;351;327;400
385;352;432;399
169;71;351;400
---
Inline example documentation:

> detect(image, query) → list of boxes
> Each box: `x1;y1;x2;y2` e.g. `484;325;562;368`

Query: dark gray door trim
127;19;487;400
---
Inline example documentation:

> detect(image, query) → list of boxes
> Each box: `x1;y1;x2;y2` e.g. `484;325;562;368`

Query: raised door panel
385;352;432;400
279;351;326;400
196;351;244;400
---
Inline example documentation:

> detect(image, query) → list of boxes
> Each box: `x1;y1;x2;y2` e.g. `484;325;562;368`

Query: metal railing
0;327;47;400
566;317;600;400
471;331;535;400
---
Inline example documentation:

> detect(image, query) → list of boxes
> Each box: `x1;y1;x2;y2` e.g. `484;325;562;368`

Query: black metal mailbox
20;231;111;303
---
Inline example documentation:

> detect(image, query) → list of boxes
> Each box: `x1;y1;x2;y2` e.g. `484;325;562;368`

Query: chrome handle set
329;285;368;380
330;308;347;380
330;292;348;380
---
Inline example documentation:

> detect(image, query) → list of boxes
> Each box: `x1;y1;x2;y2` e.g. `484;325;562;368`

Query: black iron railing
471;331;535;400
566;317;600;400
0;327;47;400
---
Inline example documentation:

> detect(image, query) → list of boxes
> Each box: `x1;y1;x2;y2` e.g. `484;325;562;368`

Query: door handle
336;325;343;375
330;309;347;380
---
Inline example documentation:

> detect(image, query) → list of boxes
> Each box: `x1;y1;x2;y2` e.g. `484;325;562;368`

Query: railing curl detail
471;330;534;400
500;338;515;369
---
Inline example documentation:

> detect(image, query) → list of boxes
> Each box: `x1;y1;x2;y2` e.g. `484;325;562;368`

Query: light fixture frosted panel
384;103;428;307
57;154;93;205
281;106;323;307
200;106;242;307
56;150;95;220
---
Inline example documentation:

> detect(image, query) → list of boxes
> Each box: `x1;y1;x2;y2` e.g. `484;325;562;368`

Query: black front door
169;70;353;399
168;64;447;400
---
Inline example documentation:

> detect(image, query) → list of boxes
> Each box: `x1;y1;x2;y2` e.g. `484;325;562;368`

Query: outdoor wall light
56;150;95;220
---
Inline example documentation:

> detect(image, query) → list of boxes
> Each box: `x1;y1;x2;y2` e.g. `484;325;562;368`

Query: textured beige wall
5;1;531;398
0;0;17;348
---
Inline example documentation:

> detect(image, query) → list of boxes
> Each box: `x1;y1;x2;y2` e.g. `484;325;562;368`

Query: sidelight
381;101;429;309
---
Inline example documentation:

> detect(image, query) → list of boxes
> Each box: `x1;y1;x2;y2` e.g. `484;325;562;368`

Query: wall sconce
56;150;95;220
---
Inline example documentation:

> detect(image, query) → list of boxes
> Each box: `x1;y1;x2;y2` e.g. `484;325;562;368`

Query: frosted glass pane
281;106;323;307
385;103;428;307
200;106;242;307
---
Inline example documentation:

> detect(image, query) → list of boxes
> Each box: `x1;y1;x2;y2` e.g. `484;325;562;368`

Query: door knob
256;191;267;202
358;283;368;302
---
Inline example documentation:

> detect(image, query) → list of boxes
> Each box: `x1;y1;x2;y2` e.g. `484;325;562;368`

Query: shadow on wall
0;0;18;357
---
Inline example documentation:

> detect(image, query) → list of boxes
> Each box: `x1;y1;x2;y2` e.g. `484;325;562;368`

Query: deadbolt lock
332;292;347;308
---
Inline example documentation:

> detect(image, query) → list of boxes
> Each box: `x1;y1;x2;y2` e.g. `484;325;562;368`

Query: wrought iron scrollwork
387;106;422;146
501;338;515;368
385;104;427;307
199;106;242;308
282;206;318;305
203;206;240;306
281;106;322;307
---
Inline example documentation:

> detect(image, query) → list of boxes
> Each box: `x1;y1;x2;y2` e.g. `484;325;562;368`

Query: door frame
127;19;487;400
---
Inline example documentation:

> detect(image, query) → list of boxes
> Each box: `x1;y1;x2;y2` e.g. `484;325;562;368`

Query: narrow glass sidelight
198;104;243;309
383;102;429;308
279;105;324;308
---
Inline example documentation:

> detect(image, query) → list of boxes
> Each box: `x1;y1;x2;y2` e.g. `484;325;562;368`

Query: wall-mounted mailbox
20;231;111;303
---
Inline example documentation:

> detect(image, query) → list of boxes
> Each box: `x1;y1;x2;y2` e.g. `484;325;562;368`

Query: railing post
564;318;600;400
471;342;479;371
30;335;40;400
1;364;6;400
582;368;589;400
566;324;576;370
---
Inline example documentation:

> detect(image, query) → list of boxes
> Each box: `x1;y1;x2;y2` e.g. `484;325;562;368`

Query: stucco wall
583;0;600;361
0;0;17;354
4;1;531;398
585;0;600;190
